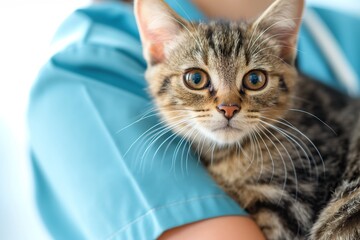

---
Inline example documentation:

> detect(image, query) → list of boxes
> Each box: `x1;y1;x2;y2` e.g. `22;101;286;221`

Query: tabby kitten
134;0;360;239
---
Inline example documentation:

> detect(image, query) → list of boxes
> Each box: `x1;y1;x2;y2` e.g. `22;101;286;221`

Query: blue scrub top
28;1;360;240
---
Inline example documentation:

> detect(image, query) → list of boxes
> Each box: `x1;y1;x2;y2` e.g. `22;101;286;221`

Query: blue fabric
298;6;360;93
28;1;360;240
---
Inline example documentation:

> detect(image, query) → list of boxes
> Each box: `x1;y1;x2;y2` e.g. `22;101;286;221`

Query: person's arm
160;216;265;240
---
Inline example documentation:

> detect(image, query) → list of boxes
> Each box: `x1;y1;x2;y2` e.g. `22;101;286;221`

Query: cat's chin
198;126;246;146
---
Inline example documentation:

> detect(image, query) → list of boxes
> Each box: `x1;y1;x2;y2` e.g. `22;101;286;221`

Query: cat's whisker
184;129;202;174
262;123;300;202
239;140;251;161
116;107;194;134
158;132;180;171
135;124;173;172
253;44;301;55
141;117;195;160
158;123;198;172
250;130;265;183
163;115;200;166
249;133;257;168
200;136;209;162
260;53;292;66
260;116;326;177
209;142;217;166
236;141;245;161
207;142;213;166
161;129;185;166
254;125;276;183
125;122;168;159
174;0;208;55
253;43;301;60
263;116;310;164
150;123;193;169
195;134;207;164
256;123;289;201
244;134;253;168
126;114;193;160
146;123;188;173
276;126;311;176
248;19;278;51
247;20;261;58
251;32;297;57
290;95;313;104
260;121;319;200
183;127;200;174
169;128;188;172
264;117;319;180
276;117;296;129
116;112;162;134
288;109;337;135
260;121;303;201
163;13;205;55
140;120;193;172
171;0;207;57
135;120;186;169
173;125;196;174
243;132;257;173
250;132;258;170
249;17;302;53
115;106;160;134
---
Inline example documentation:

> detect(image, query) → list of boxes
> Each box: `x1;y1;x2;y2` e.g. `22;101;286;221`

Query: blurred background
0;1;89;239
0;0;358;239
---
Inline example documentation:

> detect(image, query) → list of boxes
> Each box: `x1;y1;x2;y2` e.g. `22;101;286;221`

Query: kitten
134;0;360;239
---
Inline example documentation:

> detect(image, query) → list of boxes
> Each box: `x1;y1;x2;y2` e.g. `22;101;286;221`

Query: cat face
135;0;304;145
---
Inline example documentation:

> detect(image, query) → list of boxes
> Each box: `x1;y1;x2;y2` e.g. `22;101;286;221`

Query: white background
0;2;89;239
0;0;358;239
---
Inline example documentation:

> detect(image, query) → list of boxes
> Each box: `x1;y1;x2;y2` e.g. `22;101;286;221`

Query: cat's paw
311;180;360;240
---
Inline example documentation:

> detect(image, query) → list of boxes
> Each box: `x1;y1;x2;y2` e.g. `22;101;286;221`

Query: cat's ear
134;0;189;65
253;0;304;64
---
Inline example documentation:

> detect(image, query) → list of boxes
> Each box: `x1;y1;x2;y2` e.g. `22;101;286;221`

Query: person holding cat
28;0;360;239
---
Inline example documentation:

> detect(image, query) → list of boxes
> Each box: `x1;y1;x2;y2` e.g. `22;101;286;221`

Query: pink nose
217;104;240;119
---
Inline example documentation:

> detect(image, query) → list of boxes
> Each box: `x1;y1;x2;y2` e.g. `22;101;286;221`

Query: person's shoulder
34;2;146;91
50;2;141;57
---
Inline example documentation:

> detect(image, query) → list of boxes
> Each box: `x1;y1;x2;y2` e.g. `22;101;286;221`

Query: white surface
0;1;89;239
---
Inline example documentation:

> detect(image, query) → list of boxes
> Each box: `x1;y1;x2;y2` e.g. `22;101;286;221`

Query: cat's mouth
207;124;247;144
213;125;242;132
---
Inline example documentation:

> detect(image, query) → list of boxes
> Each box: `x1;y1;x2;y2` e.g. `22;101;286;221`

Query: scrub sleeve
28;2;246;240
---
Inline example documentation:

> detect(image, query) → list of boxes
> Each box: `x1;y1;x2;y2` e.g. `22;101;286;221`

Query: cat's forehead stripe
201;21;245;60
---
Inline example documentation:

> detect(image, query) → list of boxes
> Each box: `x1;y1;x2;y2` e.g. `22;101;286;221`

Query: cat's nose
216;104;240;120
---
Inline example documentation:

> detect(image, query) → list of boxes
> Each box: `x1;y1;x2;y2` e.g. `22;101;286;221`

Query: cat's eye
183;69;210;90
243;70;267;91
